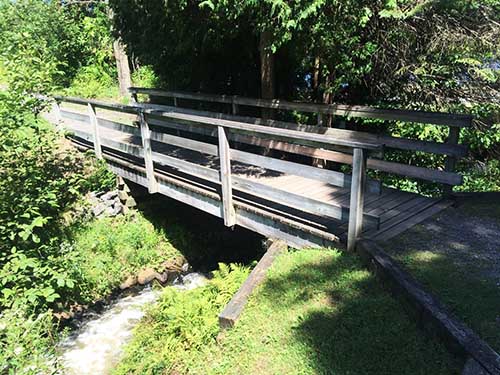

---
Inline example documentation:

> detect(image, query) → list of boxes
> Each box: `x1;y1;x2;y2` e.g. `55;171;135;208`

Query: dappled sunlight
248;249;458;374
386;197;500;353
404;250;444;264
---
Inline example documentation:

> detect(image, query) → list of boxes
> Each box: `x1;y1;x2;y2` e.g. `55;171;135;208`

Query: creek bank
59;272;208;375
53;256;190;324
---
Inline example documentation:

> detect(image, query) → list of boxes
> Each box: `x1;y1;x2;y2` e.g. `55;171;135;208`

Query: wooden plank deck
49;104;452;247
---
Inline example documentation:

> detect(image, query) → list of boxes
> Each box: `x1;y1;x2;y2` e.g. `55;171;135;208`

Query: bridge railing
129;87;472;192
53;94;387;250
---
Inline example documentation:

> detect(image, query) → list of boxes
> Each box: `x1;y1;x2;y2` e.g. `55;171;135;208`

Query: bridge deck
48;103;453;248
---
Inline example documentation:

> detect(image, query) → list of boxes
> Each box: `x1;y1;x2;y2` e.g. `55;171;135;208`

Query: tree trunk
313;56;320;102
108;7;132;97
259;30;275;119
322;73;334;127
113;39;132;97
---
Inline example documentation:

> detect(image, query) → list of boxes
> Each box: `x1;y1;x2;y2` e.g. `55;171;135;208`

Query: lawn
383;193;500;354
115;248;460;374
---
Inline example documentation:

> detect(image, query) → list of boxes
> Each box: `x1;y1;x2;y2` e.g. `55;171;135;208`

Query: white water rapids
58;273;207;375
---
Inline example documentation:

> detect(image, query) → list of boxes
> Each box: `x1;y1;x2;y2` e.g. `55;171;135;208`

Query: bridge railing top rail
128;87;473;128
53;95;383;152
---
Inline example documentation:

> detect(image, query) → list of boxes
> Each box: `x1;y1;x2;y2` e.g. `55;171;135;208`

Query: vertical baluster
218;125;236;226
87;103;102;159
53;100;62;130
139;111;158;193
232;97;239;116
130;91;138;104
347;148;367;251
444;126;460;195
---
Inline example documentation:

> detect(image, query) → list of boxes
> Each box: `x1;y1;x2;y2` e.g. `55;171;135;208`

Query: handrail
144;109;382;151
54;95;383;152
129;87;473;128
53;95;139;114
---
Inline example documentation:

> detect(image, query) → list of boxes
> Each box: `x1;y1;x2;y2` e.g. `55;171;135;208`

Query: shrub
65;64;119;99
132;66;159;88
0;90;116;311
0;308;59;375
114;263;250;375
457;159;500;192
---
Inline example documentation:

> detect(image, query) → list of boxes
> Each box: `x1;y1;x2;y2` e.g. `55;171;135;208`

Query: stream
58;273;208;375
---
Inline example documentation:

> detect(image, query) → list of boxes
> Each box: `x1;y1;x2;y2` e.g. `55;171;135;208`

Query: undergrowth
114;249;459;374
67;212;182;304
113;263;250;375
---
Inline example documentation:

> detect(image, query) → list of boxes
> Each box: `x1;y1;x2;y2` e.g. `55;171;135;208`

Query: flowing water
58;273;208;375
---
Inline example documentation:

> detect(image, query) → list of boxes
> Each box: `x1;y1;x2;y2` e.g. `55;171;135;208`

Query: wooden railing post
444;126;460;195
317;112;323;126
139;111;158;193
347;148;367;251
232;96;239;115
52;100;62;130
218;125;236;226
87;103;102;159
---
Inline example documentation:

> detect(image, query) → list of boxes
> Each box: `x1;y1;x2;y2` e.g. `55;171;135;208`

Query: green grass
67;211;183;303
389;249;500;353
113;263;250;375
384;195;500;353
116;248;459;374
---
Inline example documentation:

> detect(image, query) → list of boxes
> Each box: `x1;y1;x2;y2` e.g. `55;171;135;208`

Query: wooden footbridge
47;88;472;250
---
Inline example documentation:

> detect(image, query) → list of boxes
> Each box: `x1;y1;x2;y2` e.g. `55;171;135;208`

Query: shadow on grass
383;193;500;354
258;251;460;374
130;186;265;271
389;246;500;354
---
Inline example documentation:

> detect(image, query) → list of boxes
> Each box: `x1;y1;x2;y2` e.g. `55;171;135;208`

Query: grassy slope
384;195;500;353
117;248;460;374
67;211;183;304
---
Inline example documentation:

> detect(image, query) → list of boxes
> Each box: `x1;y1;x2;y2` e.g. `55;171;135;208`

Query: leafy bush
457;159;500;192
0;94;85;309
114;263;250;375
0;308;59;375
65;64;119;99
0;90;117;311
0;0;84;91
132;66;159;88
78;152;117;193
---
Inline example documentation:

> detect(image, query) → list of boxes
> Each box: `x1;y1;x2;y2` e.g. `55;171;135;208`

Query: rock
104;204;122;217
53;311;73;320
160;257;186;272
156;271;169;284
104;199;115;207
181;263;190;272
118;190;129;201
120;275;137;290
92;203;107;217
137;268;161;285
124;196;137;208
101;190;118;201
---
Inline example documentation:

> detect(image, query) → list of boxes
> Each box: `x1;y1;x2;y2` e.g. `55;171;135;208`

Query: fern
114;263;250;375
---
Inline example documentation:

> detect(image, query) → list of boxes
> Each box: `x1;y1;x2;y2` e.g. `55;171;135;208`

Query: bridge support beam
218;126;236;226
139;111;158;193
347;148;367;252
87;103;102;159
